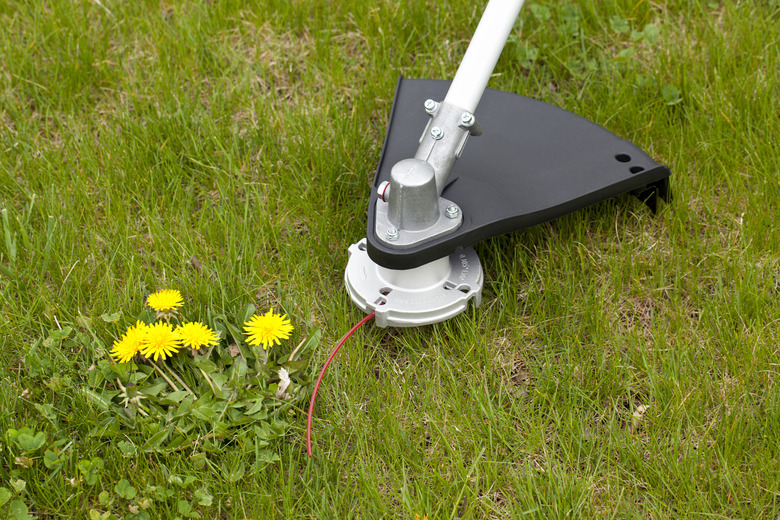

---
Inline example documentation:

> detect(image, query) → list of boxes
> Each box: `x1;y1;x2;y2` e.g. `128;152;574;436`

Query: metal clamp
416;99;482;193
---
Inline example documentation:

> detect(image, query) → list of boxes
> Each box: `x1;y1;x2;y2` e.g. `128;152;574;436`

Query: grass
1;0;779;517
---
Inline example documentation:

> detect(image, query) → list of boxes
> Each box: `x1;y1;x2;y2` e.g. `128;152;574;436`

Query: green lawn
1;0;779;518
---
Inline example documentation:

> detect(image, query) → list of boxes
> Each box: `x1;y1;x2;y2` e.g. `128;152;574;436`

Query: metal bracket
416;100;482;193
375;197;462;247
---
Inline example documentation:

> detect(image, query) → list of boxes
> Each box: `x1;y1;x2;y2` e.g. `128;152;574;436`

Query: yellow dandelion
176;322;220;349
139;322;181;361
243;309;293;350
146;289;184;312
110;321;148;363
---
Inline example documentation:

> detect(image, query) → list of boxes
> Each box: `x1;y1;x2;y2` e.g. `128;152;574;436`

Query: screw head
461;113;474;126
445;205;460;219
386;228;399;241
424;99;437;113
430;126;444;140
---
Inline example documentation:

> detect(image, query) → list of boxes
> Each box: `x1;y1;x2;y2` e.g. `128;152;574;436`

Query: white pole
444;0;526;114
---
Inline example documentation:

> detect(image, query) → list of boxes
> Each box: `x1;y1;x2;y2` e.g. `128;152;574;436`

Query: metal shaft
444;0;526;113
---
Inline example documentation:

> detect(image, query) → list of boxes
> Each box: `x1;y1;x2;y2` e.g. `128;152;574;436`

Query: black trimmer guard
366;77;671;270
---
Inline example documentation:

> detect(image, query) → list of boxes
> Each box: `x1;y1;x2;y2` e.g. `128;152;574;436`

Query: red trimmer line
306;312;375;458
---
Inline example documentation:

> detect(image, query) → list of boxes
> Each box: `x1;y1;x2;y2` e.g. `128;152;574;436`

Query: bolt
430;126;444;140
424;99;437;113
445;205;460;219
377;181;390;202
386;227;399;241
461;112;474;126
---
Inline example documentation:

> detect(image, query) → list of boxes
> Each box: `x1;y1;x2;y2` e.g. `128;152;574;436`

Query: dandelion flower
146;289;184;312
139;322;181;361
176;322;220;349
243;309;293;350
110;321;148;363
